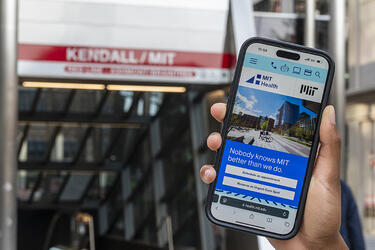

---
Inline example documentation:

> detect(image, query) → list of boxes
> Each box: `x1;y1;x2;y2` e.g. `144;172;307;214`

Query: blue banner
216;140;308;207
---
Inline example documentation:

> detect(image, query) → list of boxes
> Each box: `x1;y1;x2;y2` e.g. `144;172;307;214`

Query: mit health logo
246;74;278;89
247;74;261;85
247;74;273;85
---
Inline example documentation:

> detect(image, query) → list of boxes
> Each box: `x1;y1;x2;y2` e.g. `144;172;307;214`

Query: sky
233;86;317;120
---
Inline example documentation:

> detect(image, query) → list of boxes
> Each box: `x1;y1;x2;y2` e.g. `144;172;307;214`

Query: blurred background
0;0;373;249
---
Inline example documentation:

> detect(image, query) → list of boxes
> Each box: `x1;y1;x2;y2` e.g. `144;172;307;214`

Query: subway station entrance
18;82;227;250
17;1;233;249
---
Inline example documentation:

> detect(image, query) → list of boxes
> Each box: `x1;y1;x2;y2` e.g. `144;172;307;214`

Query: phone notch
276;50;300;61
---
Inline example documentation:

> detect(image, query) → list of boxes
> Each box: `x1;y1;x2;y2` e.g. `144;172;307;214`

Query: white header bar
239;67;324;103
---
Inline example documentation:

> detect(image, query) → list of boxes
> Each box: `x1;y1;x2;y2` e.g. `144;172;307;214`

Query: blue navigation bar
244;53;328;84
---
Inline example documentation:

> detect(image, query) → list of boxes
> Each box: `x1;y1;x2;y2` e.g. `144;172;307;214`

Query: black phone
205;37;335;239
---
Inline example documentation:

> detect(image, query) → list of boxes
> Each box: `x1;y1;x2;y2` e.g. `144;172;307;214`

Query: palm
269;172;341;249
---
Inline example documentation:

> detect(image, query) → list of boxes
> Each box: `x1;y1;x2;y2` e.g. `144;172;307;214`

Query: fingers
200;165;217;184
202;103;224;184
314;105;341;185
210;103;226;123
207;132;222;151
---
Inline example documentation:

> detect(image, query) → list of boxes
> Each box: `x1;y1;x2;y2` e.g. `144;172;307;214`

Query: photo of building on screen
227;86;320;157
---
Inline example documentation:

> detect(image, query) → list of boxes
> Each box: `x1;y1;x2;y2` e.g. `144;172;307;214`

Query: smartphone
205;37;335;239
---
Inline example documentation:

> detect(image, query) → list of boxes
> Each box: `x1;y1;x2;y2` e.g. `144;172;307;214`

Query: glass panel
162;130;193;191
19;88;37;112
83;172;118;201
17;125;25;157
17;170;39;201
170;179;200;249
159;94;188;143
315;20;329;51
133;177;154;229
36;172;68;203
102;91;125;114
254;0;329;14
50;126;87;162
348;0;375;90
316;0;329;15
99;172;117;200
106;183;123;226
70;90;100;113
254;0;301;13
149;92;163;116
128;138;151;187
59;173;93;201
36;89;72;112
254;16;329;50
120;91;134;113
75;127;112;163
255;16;299;43
22;125;55;162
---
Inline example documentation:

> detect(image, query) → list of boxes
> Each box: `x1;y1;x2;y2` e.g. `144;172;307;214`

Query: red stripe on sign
18;44;235;69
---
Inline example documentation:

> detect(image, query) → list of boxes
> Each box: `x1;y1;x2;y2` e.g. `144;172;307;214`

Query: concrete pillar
305;0;316;47
330;0;347;179
0;0;18;248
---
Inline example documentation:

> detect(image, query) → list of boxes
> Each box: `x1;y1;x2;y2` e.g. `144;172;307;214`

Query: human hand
200;103;348;250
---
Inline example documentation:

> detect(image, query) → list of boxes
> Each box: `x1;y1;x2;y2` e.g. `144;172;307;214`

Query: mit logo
300;84;318;96
247;74;262;85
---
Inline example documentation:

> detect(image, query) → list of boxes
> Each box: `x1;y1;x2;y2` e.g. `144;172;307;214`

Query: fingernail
205;168;214;178
329;106;336;125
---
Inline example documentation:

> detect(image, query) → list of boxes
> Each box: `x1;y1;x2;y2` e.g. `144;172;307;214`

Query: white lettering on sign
66;48;176;65
148;52;176;65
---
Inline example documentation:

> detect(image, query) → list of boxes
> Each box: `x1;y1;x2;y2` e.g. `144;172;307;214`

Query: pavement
227;127;310;157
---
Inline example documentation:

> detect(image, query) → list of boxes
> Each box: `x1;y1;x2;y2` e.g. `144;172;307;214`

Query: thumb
313;105;341;185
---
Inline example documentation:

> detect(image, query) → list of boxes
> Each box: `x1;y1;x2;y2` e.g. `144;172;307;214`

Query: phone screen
210;42;330;235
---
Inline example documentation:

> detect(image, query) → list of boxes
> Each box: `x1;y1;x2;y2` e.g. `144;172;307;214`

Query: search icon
315;71;320;78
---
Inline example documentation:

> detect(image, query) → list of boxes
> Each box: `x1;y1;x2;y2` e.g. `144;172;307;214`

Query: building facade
275;101;300;128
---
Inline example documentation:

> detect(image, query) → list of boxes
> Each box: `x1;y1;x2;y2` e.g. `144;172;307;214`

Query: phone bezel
205;37;335;240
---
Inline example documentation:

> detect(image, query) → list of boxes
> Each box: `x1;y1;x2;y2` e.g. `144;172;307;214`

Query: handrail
156;215;174;250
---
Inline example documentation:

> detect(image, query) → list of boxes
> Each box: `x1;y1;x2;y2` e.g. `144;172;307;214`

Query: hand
200;103;348;250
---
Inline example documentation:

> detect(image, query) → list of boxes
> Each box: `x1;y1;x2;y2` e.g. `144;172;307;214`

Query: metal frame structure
16;84;224;250
188;91;216;250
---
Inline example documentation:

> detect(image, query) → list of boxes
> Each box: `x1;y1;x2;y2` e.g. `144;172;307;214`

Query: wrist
301;233;348;250
271;233;348;250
